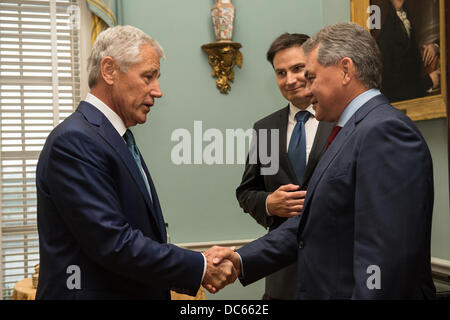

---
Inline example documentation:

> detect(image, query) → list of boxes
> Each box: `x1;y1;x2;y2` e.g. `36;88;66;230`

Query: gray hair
302;22;382;89
87;25;165;88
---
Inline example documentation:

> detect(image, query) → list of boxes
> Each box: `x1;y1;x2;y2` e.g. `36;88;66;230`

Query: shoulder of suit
50;110;81;135
47;111;99;144
253;105;289;129
364;98;402;120
358;101;421;136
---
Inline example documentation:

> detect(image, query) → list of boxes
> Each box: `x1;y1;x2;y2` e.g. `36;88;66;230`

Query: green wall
121;0;449;299
417;119;450;260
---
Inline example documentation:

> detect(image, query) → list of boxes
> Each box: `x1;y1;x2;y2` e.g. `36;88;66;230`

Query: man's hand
422;43;439;67
266;184;306;217
202;246;240;294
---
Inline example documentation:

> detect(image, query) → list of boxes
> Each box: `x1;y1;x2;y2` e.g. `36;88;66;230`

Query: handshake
201;246;241;294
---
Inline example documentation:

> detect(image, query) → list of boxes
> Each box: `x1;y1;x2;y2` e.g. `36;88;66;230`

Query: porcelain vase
211;0;235;42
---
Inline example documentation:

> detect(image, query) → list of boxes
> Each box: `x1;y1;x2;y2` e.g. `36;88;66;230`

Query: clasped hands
201;246;241;294
200;185;306;294
267;184;306;218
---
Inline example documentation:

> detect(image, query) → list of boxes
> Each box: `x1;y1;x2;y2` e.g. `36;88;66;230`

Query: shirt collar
84;93;127;137
337;89;381;127
289;102;315;121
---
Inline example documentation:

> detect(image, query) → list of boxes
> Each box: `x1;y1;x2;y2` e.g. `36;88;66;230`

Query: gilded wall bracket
201;42;243;94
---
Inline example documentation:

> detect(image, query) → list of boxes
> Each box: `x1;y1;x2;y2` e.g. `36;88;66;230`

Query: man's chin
138;117;147;124
139;111;149;123
132;115;147;126
314;109;325;122
290;97;312;109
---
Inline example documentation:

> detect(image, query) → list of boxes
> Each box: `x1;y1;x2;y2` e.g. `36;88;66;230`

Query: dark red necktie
325;126;342;150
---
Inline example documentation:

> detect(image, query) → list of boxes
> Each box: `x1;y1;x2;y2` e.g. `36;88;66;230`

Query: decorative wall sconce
202;0;243;94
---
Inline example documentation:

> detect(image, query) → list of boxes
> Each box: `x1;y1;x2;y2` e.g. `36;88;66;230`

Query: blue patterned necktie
288;110;310;184
124;129;153;204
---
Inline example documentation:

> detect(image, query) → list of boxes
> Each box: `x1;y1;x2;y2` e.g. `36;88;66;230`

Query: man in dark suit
219;22;435;299
236;33;333;300
35;25;237;299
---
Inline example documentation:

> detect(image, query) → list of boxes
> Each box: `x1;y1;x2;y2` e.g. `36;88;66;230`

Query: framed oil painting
351;0;447;121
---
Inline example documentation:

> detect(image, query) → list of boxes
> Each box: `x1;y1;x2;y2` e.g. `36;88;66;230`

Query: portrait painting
351;0;446;121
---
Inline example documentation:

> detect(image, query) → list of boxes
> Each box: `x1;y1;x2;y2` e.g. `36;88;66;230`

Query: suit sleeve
351;117;434;299
237;215;300;286
236;124;274;229
45;130;204;294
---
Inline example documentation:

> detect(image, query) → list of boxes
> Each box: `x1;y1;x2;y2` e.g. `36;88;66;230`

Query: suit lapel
76;102;166;241
300;121;334;188
305;119;356;208
303;95;387;210
140;159;167;243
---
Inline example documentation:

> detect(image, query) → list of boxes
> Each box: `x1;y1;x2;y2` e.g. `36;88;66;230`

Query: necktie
325;126;342;151
124;129;153;204
288;110;310;184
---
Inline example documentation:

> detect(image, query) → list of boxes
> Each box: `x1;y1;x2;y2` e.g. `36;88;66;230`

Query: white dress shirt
85;93;127;138
266;103;319;216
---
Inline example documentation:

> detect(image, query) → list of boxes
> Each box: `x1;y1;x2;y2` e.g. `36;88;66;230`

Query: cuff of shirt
265;195;273;216
235;252;245;279
200;253;207;284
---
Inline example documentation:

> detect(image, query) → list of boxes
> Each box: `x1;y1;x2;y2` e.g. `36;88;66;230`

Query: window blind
0;0;80;299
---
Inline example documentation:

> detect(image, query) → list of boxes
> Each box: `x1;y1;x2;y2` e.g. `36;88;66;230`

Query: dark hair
266;33;310;66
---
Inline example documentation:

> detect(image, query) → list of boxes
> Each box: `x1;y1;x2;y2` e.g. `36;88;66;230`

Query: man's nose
286;72;296;85
150;79;162;98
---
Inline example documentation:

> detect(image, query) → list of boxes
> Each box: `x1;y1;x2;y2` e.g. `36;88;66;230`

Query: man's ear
340;57;354;86
100;56;116;86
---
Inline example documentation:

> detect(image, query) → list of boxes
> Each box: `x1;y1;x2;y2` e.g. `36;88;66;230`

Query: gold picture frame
350;0;447;121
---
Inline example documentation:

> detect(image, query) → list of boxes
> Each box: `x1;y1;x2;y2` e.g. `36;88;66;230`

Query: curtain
86;0;122;45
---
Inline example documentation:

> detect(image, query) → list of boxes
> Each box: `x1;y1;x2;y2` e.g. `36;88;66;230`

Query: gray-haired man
236;33;333;300
218;22;435;299
36;25;237;299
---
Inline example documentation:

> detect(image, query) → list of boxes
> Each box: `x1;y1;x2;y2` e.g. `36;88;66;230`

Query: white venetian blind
0;0;80;299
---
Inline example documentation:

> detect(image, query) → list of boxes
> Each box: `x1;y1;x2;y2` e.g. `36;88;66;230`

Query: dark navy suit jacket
237;94;436;299
36;101;204;299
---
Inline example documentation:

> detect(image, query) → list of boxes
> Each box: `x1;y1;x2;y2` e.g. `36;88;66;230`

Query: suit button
299;240;304;249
